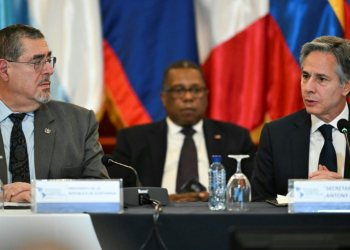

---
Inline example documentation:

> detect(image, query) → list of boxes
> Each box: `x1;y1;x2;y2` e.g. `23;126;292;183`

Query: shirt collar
0;99;34;123
311;103;349;133
166;117;203;136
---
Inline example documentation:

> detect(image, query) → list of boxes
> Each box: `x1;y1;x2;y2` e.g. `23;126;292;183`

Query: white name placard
288;179;350;213
32;179;123;213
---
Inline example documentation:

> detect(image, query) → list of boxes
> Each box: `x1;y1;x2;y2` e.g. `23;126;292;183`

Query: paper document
277;194;293;204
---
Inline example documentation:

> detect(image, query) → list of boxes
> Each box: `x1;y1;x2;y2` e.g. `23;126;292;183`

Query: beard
36;88;52;104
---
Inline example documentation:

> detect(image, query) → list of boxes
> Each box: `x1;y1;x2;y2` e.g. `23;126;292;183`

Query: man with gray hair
0;24;109;202
252;36;350;202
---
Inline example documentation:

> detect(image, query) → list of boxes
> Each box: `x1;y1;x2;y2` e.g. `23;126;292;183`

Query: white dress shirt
161;117;209;194
308;103;348;176
0;100;35;183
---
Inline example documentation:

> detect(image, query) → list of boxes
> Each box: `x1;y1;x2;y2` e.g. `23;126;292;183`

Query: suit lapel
203;119;222;161
344;106;350;178
0;129;8;184
34;104;55;179
344;142;350;178
290;110;311;178
147;120;167;186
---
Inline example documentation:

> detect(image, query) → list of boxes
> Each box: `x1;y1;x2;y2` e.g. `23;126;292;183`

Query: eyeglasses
6;57;56;72
163;86;207;99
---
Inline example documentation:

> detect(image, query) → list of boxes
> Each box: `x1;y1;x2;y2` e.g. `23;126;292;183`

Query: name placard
32;179;123;213
288;179;350;213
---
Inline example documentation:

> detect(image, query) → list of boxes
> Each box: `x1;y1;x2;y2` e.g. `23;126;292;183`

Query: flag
0;0;103;114
101;0;198;127
0;0;29;28
345;0;350;38
195;0;349;143
2;0;350;143
27;0;103;114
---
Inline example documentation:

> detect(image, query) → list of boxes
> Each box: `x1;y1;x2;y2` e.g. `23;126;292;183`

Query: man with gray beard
0;24;109;202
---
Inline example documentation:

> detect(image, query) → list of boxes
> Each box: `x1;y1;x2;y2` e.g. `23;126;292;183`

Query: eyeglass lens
39;57;56;70
172;87;206;98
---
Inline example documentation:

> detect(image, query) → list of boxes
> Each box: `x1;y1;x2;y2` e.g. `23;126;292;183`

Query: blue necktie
176;127;198;193
9;113;30;183
318;124;337;172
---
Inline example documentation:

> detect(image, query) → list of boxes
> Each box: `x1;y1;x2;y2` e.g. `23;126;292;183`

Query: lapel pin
214;134;221;139
0;155;3;159
44;128;51;134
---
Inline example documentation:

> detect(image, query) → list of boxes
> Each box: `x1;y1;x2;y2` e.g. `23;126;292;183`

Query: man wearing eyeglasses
0;24;109;202
110;60;255;202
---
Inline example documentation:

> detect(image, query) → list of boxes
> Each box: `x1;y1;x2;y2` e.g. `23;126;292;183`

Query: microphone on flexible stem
337;119;350;155
101;154;170;206
102;154;142;187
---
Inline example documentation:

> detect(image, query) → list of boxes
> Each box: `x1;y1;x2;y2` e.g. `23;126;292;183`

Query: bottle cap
212;155;221;163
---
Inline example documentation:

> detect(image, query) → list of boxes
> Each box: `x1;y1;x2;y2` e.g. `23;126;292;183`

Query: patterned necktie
318;124;337;172
176;127;198;193
9;113;30;183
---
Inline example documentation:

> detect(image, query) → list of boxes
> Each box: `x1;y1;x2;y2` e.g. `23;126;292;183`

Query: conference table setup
91;201;350;250
3;201;350;250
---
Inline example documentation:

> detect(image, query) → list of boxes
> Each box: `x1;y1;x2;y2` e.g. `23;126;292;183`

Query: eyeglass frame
163;85;208;99
5;56;56;72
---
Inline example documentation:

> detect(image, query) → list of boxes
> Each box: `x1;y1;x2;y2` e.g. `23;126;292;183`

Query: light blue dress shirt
0;100;35;183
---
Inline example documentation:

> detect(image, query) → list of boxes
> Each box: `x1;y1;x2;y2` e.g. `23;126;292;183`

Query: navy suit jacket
251;108;350;201
109;118;256;189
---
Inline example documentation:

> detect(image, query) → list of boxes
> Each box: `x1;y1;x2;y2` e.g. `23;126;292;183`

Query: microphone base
123;187;170;206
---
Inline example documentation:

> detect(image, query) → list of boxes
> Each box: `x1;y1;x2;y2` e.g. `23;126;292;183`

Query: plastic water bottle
208;155;226;211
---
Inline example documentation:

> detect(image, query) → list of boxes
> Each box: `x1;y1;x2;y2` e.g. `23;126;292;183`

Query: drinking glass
226;155;251;211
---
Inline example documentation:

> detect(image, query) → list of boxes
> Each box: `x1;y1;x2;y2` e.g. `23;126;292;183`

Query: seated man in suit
252;36;350;201
0;24;109;202
110;60;255;202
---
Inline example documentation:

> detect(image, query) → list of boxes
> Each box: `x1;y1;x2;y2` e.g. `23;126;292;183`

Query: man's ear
0;59;9;81
343;79;350;97
160;92;166;107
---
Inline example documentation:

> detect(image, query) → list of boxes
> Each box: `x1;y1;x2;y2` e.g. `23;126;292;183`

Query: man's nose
183;89;194;100
303;77;316;92
42;60;54;75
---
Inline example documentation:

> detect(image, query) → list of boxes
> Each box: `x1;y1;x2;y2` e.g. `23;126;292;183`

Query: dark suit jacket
251;108;350;201
109;118;256;189
0;100;109;184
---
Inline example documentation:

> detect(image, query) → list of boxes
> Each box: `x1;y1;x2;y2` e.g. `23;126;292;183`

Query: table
0;210;102;250
90;202;350;250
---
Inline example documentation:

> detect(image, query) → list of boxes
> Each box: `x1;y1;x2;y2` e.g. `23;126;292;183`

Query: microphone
101;154;170;206
337;119;350;156
101;154;142;187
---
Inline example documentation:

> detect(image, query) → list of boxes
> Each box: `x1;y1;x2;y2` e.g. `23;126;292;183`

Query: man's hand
309;164;342;179
169;191;209;202
4;182;31;202
7;191;31;202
